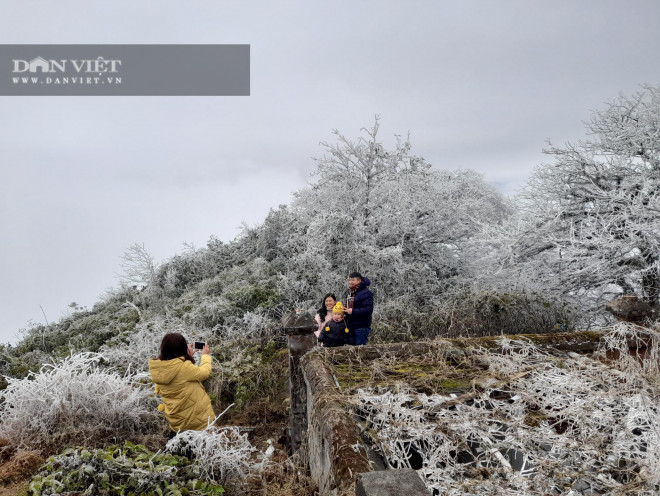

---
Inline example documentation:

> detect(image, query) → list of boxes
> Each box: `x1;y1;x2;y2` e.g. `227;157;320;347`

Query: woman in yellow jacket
149;333;215;434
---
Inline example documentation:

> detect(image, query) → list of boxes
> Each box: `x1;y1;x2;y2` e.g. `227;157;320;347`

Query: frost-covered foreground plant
596;322;660;380
27;442;225;495
166;423;273;486
0;352;161;451
350;328;660;495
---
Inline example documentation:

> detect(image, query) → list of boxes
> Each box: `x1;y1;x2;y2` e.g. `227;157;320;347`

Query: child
318;301;350;348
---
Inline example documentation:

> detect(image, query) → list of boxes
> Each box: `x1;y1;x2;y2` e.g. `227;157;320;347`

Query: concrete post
283;309;317;453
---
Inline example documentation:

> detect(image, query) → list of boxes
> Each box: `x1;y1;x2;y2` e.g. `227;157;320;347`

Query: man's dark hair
349;272;363;280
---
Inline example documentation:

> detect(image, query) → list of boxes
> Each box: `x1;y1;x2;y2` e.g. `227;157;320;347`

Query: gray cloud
1;0;660;342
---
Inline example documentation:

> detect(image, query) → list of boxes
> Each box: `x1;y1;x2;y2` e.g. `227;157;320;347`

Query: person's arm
180;345;212;382
315;313;325;331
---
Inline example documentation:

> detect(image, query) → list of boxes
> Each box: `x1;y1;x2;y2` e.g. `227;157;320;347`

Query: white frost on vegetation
101;318;213;373
213;310;278;341
165;420;273;485
0;352;160;449
351;324;660;495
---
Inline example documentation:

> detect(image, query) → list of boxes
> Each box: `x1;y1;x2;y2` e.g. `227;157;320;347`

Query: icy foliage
260;117;511;306
166;427;260;484
473;85;660;321
596;322;660;379
0;352;160;450
101;317;213;373
165;405;273;486
211;310;279;341
350;326;660;495
27;442;226;496
118;242;157;288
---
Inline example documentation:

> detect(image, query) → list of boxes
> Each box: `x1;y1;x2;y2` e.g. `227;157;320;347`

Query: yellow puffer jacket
149;354;215;433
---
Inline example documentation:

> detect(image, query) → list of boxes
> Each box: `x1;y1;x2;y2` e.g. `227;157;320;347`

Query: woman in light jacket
314;293;337;339
149;333;215;435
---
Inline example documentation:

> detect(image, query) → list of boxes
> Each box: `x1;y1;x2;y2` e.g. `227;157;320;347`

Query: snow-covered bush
27;442;225;496
596;322;660;379
432;287;579;337
214;311;279;341
101;317;212;373
0;353;161;451
166;426;268;485
209;341;288;410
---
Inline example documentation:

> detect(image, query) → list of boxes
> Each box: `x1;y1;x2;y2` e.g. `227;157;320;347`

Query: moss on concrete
333;359;478;394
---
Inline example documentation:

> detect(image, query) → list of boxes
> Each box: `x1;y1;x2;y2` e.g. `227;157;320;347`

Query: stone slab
355;469;429;496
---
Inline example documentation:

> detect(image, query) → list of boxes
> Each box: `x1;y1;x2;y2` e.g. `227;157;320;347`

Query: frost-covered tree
312;116;432;228
284;118;511;303
118;243;157;288
484;85;660;316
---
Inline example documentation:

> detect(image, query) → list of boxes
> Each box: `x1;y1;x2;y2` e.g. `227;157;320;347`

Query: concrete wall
286;326;623;495
301;350;371;495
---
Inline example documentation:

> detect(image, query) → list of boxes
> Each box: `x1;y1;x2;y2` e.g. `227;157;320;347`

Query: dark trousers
353;328;370;345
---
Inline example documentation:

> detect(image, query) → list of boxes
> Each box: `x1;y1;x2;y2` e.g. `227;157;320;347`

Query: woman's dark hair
317;293;337;321
158;332;195;364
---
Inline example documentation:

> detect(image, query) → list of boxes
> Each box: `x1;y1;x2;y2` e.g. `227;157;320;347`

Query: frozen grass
0;352;161;452
350;324;660;495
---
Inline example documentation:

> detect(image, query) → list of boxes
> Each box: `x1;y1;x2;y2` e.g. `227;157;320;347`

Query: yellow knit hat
332;301;345;314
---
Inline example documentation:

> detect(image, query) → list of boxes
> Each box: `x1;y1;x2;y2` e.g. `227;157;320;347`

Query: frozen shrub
201;340;288;421
214;311;278;341
0;353;162;451
431;288;578;337
101;318;211;374
27;442;225;495
166;424;272;485
182;295;235;328
596;322;660;378
197;275;225;297
223;282;281;314
100;321;163;374
242;311;276;339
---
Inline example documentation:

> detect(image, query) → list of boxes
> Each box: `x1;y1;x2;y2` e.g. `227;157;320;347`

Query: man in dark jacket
345;272;374;345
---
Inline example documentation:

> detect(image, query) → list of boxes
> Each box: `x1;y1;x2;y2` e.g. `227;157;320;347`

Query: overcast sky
1;1;659;345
